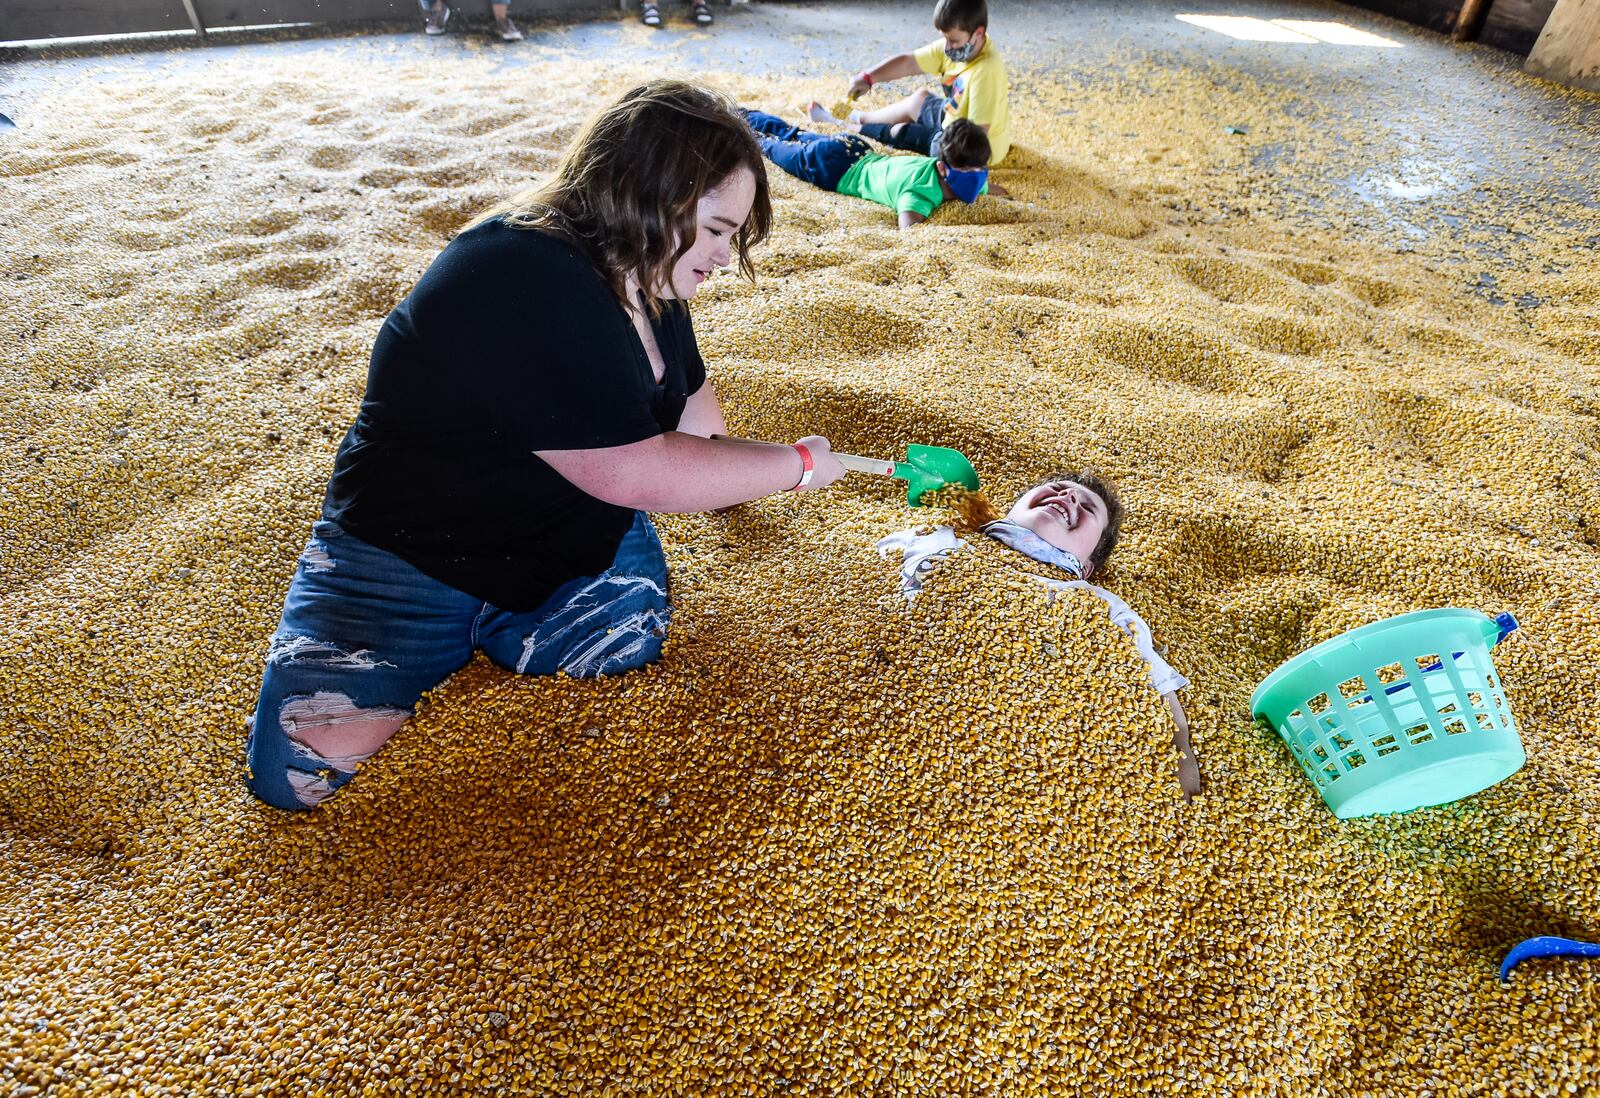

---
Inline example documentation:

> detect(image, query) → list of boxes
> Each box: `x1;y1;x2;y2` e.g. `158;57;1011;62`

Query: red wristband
790;443;814;490
857;70;875;87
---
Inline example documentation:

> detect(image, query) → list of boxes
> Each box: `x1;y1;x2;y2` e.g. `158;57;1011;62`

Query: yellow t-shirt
913;36;1011;165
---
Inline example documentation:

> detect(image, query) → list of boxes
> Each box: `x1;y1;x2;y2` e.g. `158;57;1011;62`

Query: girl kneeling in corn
247;81;847;810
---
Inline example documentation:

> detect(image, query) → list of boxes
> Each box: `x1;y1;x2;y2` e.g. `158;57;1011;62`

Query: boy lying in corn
741;109;1002;231
877;473;1202;797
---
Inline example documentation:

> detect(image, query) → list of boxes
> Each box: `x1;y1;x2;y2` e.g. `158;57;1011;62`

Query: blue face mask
982;520;1086;578
944;39;979;62
944;166;988;204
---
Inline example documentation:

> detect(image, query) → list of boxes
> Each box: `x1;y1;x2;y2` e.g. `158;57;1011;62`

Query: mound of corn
3;32;1599;1095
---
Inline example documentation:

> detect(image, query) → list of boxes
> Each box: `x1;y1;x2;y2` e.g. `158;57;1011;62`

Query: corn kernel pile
3;37;1599;1095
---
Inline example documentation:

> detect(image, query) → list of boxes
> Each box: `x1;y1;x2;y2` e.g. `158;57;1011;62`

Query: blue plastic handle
1493;611;1518;646
1374;611;1517;696
1500;936;1600;982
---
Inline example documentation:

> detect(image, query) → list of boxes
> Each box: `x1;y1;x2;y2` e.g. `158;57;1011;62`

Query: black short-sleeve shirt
321;219;705;611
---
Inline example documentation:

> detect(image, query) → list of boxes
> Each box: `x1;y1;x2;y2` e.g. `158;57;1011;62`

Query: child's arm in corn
1165;692;1202;799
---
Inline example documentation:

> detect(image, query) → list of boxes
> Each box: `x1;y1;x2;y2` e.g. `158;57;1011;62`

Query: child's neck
981;520;1087;580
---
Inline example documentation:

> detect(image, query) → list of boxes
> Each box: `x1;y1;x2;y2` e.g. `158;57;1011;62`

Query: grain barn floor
2;2;1598;1094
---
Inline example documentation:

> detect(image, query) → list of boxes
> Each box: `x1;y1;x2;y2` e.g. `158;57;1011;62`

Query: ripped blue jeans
246;513;669;810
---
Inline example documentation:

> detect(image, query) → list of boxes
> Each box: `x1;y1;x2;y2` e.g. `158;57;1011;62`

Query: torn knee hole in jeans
279;691;409;807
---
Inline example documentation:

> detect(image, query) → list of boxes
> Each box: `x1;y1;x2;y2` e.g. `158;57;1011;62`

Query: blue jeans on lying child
743;110;871;192
859;92;950;159
246;512;669;811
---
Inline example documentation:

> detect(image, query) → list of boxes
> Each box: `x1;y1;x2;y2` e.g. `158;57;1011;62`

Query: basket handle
1489;611;1518;647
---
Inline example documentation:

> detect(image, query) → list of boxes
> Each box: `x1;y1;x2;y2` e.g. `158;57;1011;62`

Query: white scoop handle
833;453;896;476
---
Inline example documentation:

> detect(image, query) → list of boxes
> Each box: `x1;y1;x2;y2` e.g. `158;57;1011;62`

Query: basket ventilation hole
1308;692;1331;715
1337;675;1367;699
1444;718;1467;736
1376;661;1406;684
1416;653;1443;673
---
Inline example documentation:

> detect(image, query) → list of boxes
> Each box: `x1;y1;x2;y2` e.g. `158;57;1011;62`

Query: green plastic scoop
835;445;981;505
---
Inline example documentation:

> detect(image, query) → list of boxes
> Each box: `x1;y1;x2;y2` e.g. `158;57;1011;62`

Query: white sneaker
495;15;523;40
424;2;450;34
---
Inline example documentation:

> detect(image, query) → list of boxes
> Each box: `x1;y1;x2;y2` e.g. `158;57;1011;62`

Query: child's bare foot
807;101;836;126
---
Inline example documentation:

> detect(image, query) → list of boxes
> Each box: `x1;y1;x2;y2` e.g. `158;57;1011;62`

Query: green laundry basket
1250;609;1525;819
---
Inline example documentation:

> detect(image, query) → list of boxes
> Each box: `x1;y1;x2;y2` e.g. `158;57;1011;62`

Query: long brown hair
468;80;772;312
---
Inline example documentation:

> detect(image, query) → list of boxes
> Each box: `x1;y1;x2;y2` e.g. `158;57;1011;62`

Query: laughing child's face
1004;479;1110;574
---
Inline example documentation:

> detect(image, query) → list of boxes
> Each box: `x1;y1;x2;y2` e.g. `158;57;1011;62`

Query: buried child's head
994;472;1122;579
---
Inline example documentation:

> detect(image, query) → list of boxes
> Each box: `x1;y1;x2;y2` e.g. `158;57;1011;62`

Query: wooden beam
1525;0;1600;90
179;0;206;34
1453;0;1493;39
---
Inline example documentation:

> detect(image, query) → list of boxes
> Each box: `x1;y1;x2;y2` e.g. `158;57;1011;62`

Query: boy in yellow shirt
822;0;1011;165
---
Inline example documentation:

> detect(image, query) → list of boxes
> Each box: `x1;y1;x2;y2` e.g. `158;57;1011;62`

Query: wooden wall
0;0;1564;53
0;0;607;44
1335;0;1557;53
2;0;205;41
1478;0;1563;53
1341;0;1463;37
